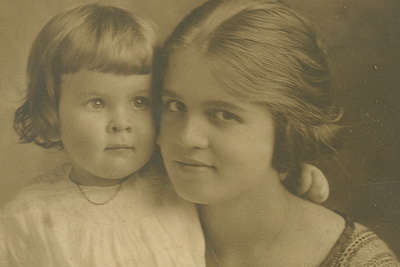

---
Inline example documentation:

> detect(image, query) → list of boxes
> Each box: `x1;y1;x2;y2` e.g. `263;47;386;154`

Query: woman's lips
175;159;215;169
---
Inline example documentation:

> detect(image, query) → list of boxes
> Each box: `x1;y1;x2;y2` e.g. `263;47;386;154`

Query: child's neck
70;166;129;187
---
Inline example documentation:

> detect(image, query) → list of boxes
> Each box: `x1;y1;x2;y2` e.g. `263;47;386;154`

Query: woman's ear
280;164;329;204
297;164;329;203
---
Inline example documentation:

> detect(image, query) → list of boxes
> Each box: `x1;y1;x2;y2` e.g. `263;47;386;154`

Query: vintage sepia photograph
0;0;399;265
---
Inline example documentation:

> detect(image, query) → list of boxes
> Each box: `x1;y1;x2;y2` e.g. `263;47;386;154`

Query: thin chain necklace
76;182;123;205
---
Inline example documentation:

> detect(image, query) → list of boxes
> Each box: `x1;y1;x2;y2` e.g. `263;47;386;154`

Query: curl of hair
14;4;157;149
158;0;347;172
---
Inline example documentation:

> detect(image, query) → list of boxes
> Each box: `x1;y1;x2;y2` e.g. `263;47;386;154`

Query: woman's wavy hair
157;0;346;172
14;4;157;149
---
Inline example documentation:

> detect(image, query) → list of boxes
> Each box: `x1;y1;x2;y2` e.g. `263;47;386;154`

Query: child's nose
107;109;132;133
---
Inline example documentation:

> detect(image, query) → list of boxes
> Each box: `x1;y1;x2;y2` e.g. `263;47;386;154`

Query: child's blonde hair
15;4;157;149
157;0;346;172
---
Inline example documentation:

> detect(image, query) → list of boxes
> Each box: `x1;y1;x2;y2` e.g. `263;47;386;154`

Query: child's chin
92;168;130;180
97;164;143;180
101;172;135;180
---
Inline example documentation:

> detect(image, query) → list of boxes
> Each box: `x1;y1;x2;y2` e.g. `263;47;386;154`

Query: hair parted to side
158;0;346;172
14;4;157;149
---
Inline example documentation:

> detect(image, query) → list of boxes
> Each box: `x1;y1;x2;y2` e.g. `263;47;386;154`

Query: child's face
158;49;281;204
59;70;156;183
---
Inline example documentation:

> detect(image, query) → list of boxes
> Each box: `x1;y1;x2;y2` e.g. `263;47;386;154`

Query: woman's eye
89;99;105;109
212;110;239;122
165;100;186;113
132;97;150;109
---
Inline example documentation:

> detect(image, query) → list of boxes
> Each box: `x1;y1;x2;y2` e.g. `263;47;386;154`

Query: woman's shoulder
321;219;399;266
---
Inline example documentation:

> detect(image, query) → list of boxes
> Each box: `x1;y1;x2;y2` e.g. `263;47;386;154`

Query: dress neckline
319;213;355;266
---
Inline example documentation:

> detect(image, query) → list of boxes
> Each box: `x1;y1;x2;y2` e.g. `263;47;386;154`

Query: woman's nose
106;108;132;133
175;116;209;149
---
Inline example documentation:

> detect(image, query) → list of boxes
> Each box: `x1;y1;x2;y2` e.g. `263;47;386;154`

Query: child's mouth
105;145;134;151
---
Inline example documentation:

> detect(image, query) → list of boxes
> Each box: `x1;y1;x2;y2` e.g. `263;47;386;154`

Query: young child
1;3;330;266
0;4;204;266
156;0;400;266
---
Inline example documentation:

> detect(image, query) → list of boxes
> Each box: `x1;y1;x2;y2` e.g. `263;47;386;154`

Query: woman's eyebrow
203;100;246;112
161;89;181;98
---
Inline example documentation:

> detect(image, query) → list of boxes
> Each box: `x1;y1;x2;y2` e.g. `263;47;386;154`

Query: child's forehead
61;70;152;95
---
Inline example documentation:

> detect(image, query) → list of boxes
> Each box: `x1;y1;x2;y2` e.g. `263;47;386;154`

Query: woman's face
158;49;281;204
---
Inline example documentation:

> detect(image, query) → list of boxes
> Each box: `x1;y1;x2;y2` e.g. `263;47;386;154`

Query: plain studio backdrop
0;0;399;257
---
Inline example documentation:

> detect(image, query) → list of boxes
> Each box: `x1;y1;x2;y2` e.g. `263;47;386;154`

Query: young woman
156;0;399;266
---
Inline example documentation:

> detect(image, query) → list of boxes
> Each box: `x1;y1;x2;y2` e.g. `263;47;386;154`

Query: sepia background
0;0;399;256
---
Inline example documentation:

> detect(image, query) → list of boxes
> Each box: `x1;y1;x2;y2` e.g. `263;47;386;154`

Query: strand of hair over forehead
174;0;336;116
179;0;291;49
167;0;331;107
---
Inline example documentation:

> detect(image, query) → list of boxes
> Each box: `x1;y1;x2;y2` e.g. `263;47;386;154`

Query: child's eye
131;97;150;110
164;100;187;113
211;110;240;122
88;99;105;110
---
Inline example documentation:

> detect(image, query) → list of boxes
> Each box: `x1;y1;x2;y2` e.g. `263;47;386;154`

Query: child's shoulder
27;163;72;185
322;220;399;266
1;164;72;214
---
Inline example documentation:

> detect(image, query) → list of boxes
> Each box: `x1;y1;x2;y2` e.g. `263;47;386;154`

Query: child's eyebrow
77;89;151;98
78;92;101;98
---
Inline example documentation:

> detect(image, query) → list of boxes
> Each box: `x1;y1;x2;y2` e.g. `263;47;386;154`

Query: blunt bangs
57;7;156;75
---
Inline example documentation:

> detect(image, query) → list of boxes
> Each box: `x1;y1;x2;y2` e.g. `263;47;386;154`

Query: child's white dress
0;164;205;266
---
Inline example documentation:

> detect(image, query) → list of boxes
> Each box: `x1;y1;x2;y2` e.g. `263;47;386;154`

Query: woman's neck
198;179;298;266
198;181;346;267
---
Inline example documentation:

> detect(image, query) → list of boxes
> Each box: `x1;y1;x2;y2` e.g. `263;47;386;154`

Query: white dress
0;164;205;266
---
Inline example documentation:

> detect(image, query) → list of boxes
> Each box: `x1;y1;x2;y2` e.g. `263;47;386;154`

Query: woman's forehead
163;47;266;102
164;48;214;89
